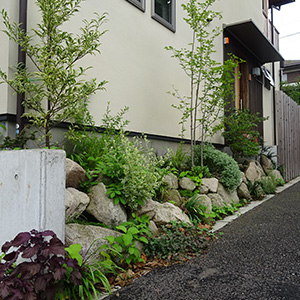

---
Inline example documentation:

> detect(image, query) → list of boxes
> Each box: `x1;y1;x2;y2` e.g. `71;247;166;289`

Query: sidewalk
104;178;300;300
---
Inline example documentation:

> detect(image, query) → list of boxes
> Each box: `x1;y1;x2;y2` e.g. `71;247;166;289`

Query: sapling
166;0;240;166
0;0;107;147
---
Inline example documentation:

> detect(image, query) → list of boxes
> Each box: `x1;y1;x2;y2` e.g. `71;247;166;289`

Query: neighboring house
0;0;293;151
281;60;300;84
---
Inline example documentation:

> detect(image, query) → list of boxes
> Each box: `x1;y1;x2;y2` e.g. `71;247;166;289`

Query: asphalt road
104;181;300;300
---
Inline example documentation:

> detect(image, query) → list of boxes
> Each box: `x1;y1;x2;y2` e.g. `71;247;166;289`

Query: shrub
194;144;241;191
0;230;81;300
222;109;268;160
145;222;215;262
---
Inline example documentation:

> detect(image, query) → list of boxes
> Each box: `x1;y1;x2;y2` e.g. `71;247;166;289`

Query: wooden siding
276;90;300;181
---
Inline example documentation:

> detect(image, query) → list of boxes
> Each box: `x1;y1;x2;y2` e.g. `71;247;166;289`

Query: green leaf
65;244;83;266
127;227;139;235
138;236;148;244
116;225;127;233
123;233;133;247
106;236;115;244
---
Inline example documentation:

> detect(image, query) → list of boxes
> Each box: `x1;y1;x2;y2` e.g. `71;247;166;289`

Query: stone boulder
86;183;127;226
217;183;239;205
269;169;285;182
198;184;209;194
152;201;192;226
65;223;122;264
66;158;86;189
162;173;178;189
240;172;247;184
237;182;252;201
179;177;196;191
192;194;212;213
260;155;274;175
65;188;90;223
134;199;157;220
201;178;218;193
208;193;225;208
149;220;159;237
163;189;183;207
244;161;266;184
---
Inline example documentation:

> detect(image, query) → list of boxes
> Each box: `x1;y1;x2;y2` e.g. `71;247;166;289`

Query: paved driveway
104;181;300;300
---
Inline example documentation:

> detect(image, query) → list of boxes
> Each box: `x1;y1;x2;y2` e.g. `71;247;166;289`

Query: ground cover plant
145;221;216;262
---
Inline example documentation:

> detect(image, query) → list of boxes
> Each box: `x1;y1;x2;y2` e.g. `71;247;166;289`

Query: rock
237;182;252;201
198;184;209;194
162;173;178;189
245;161;266;184
191;194;212;213
240;172;247;184
163;189;183;207
269;169;285;182
149;220;159;236
179;177;196;191
86;183;127;226
152;201;192;226
217;183;239;205
208;193;225;208
134;199;157;220
201;178;218;193
65;158;86;189
260;155;274;175
65;188;90;223
65;223;122;264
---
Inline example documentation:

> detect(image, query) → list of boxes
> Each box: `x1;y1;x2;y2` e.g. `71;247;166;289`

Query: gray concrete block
0;149;65;247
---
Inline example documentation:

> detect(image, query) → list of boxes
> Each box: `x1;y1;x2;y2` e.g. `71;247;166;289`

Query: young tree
166;0;239;166
0;0;107;147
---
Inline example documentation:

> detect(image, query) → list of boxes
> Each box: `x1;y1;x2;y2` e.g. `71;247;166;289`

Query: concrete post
0;149;65;247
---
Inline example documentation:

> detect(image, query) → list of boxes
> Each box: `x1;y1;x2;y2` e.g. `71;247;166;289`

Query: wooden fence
276;90;300;181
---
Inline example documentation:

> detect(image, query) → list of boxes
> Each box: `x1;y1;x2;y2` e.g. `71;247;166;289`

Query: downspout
270;5;277;145
16;0;28;133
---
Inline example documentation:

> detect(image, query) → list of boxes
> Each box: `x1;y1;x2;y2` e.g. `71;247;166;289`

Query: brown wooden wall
276;90;300;181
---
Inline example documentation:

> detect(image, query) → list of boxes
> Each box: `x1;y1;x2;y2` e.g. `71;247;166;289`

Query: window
126;0;145;12
152;0;176;32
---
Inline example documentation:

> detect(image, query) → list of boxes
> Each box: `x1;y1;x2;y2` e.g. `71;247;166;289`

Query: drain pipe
16;0;28;133
270;5;277;145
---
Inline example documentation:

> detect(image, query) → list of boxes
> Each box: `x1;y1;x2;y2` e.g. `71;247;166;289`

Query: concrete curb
211;176;300;232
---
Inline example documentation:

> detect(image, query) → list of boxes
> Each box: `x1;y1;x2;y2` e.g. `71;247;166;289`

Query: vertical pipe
16;0;28;133
270;5;277;145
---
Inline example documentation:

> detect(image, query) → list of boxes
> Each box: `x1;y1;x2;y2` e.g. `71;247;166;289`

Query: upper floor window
126;0;145;12
152;0;176;32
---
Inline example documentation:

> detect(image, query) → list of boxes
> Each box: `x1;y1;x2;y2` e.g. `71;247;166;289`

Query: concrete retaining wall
0;149;65;247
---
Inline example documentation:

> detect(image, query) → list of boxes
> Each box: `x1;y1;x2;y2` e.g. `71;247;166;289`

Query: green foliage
184;195;243;225
166;0;240;165
165;144;189;173
247;180;265;200
62;242;123;300
222;109;268;160
67;105;163;209
104;215;151;266
281;77;300;105
0;0;108;147
0;128;36;149
145;221;215;262
194;144;241;191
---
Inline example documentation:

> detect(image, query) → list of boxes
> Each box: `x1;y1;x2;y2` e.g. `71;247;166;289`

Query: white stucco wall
2;0;276;146
0;0;19;115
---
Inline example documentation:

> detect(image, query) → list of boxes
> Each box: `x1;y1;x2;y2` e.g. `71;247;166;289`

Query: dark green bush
222;109;267;160
194;144;240;191
145;222;215;262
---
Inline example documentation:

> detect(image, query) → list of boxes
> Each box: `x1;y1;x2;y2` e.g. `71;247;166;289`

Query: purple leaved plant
0;229;82;300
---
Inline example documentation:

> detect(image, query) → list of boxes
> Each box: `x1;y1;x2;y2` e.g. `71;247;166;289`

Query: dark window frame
151;0;176;32
126;0;145;12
